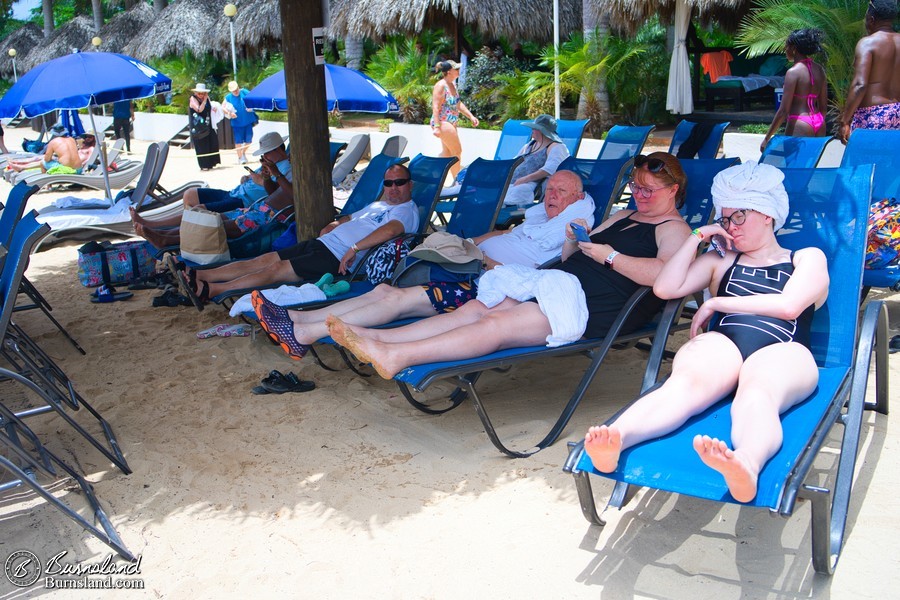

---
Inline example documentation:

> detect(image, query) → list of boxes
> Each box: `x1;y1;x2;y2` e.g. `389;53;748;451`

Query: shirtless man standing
8;134;87;173
838;0;900;143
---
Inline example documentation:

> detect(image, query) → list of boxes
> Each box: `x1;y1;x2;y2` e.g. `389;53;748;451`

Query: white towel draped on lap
475;263;588;347
229;284;326;318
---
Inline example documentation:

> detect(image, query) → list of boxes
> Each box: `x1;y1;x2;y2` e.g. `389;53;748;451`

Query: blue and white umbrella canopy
245;64;398;113
0;51;171;202
0;51;172;118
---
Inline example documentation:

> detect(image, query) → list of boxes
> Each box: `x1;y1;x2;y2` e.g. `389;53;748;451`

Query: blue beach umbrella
245;64;399;113
0;51;171;201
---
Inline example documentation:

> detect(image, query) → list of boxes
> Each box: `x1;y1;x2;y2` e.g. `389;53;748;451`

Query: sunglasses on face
383;178;410;188
716;208;755;229
627;180;673;199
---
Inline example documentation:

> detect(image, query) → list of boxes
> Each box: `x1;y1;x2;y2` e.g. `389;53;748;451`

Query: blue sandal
91;284;133;303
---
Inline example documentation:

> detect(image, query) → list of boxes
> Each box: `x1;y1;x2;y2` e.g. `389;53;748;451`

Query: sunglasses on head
383;178;410;188
634;154;672;178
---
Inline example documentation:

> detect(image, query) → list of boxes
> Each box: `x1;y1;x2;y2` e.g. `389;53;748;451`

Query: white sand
0;125;898;598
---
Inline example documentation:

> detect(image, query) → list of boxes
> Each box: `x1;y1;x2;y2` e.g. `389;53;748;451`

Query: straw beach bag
180;207;231;265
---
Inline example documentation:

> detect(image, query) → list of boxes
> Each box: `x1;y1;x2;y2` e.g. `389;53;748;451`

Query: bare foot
129;205;149;228
693;434;758;503
133;222;163;247
327;317;399;379
584;425;623;473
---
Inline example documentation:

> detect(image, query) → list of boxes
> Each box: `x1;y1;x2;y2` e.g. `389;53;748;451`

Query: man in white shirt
182;164;418;307
250;170;594;360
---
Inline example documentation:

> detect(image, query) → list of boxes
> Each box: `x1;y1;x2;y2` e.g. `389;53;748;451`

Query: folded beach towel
229;283;326;318
51;196;115;210
476;263;587;346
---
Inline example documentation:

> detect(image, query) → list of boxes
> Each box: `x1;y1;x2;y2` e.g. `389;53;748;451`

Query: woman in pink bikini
430;60;478;181
760;29;828;153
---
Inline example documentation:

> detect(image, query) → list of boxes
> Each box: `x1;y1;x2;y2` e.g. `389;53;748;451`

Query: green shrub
376;118;393;133
605;18;673;126
738;123;770;134
458;48;520;124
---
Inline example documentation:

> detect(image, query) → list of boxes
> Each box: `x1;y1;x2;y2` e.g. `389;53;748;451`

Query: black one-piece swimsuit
710;252;815;360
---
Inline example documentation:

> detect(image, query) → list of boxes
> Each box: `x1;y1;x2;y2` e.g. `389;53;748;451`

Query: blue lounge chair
493;120;532;160
760;135;832;169
596;124;655;160
0;211;131;475
839;129;900;291
389;171;717;457
0;182;84;355
329;140;346;167
667;120;730;159
564;165;887;576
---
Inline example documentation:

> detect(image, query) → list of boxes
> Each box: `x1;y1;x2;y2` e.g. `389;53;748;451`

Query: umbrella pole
89;109;113;204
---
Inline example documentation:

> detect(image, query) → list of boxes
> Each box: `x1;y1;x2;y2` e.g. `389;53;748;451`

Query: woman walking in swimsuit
584;161;828;503
431;60;478;181
760;29;828;153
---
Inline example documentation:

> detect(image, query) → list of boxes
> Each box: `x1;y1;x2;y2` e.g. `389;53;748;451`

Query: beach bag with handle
180;206;231;265
77;240;156;287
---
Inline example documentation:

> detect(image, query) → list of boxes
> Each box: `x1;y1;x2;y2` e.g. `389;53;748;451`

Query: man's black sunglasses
383;178;410;187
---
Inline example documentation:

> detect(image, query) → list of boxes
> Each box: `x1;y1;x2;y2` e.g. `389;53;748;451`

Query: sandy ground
0;126;898;599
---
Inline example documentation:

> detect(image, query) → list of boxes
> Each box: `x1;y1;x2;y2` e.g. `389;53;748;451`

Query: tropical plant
736;0;868;111
604;18;671;126
365;33;452;124
458;47;520;124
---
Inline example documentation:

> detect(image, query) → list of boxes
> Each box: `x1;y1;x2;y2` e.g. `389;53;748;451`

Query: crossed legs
585;334;818;502
328;298;552;379
288;284;437;345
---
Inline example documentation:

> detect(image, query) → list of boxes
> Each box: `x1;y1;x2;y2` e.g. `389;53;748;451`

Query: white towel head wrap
712;161;789;231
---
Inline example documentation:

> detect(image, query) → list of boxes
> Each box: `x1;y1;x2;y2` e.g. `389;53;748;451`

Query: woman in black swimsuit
328;152;692;379
584;161;828;503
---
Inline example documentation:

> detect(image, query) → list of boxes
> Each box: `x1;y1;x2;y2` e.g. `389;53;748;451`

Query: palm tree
42;0;53;38
736;0;868;111
91;0;102;31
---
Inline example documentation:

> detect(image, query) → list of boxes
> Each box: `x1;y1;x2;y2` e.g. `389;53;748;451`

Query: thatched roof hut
588;0;752;35
82;3;155;54
211;0;282;55
0;23;43;78
20;15;95;72
123;0;222;62
328;0;582;44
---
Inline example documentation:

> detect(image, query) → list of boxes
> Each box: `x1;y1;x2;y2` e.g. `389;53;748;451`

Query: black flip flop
90;285;133;303
261;371;315;394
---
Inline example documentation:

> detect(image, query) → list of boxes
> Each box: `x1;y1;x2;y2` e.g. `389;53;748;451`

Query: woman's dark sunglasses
383;178;410;187
634;154;673;179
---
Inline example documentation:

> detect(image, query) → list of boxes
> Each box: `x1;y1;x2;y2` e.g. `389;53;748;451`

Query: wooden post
279;0;333;241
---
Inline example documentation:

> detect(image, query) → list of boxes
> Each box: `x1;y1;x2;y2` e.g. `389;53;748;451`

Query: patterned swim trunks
422;281;477;314
226;202;288;233
851;101;900;131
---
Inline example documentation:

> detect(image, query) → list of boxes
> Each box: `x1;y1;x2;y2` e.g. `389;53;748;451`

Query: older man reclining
251;169;596;359
178;163;420;309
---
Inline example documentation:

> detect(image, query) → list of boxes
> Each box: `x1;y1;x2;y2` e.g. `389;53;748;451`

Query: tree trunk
280;0;333;240
344;36;364;71
153;0;168;14
578;2;611;132
124;0;137;8
42;0;54;38
91;0;103;31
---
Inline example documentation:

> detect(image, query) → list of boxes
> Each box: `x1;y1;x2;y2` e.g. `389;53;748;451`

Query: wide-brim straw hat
407;232;483;264
192;83;210;93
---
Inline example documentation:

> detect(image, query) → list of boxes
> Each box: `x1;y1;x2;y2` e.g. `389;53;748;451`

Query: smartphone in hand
570;223;591;243
710;235;727;258
243;166;254;173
